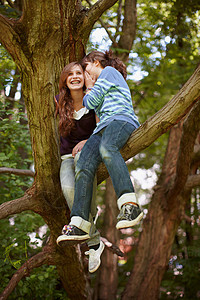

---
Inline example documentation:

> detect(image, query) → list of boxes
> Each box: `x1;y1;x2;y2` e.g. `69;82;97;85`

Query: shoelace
124;205;132;217
62;225;73;234
117;204;132;220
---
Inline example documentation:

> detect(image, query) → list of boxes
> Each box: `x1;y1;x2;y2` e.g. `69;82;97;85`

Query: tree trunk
122;101;200;299
94;177;119;299
0;0;200;298
0;1;118;298
114;0;137;62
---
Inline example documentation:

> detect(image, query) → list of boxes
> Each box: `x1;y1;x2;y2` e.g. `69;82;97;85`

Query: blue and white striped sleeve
83;79;111;110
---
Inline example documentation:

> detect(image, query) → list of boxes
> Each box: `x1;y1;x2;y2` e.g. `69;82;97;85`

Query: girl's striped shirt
83;66;140;134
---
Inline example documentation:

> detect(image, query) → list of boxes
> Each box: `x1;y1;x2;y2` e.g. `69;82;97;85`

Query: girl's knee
99;142;115;159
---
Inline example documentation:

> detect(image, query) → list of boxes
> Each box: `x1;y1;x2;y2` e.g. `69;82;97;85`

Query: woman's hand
84;71;96;89
72;140;87;157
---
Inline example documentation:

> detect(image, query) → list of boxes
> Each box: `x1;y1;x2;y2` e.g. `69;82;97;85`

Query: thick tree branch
125;68;200;156
85;0;116;44
0;244;54;300
192;144;200;164
114;0;122;40
97;65;200;183
0;14;15;51
0;14;30;71
0;167;34;177
185;174;200;190
167;100;200;201
81;0;118;37
117;0;137;61
0;189;39;220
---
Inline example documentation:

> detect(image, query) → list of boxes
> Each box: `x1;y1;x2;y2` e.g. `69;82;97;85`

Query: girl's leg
74;153;100;248
70;134;102;231
57;134;102;244
99;120;135;197
99;120;143;229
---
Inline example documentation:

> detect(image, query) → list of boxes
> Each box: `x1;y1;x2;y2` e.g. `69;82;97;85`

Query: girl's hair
55;62;84;137
81;49;127;79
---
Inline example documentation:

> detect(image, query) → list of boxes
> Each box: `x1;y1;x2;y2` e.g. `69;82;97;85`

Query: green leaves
0;99;32;202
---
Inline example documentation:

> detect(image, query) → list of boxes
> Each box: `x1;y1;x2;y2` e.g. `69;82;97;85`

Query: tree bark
94;177;119;300
0;1;118;298
115;0;137;62
122;101;200;299
97;64;200;184
0;0;200;298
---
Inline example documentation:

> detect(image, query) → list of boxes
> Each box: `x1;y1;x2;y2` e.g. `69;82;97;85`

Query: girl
55;62;104;273
57;51;143;244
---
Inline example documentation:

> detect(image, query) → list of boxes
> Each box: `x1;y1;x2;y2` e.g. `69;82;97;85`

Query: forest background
0;0;200;299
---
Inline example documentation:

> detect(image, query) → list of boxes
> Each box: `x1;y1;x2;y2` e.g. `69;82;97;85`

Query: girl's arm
84;71;95;94
83;70;111;110
95;114;100;123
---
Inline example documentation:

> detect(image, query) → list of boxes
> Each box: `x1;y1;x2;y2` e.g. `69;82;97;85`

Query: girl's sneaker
116;204;143;230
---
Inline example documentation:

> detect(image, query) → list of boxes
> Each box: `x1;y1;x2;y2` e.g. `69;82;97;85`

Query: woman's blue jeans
60;152;100;246
71;120;136;222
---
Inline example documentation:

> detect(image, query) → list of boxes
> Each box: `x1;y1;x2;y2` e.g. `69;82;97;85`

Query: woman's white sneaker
85;240;105;273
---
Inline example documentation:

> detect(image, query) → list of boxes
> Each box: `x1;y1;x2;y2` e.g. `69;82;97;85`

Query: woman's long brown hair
55;62;83;137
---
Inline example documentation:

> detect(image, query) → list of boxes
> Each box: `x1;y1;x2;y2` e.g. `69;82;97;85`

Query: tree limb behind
0;187;39;220
0;167;34;177
97;64;200;184
0;243;54;300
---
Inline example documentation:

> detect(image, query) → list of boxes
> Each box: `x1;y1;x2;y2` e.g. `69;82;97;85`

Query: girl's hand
84;71;96;89
72;140;87;157
95;114;100;123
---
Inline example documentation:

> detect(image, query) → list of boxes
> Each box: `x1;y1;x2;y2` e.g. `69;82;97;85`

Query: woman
55;62;104;273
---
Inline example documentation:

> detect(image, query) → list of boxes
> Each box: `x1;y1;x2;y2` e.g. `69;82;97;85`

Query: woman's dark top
55;95;96;155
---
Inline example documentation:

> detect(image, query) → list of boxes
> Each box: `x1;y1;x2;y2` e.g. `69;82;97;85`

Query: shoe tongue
125;204;132;209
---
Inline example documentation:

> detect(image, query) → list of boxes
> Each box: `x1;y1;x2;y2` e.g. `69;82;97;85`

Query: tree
0;0;200;299
122;102;200;299
0;1;119;298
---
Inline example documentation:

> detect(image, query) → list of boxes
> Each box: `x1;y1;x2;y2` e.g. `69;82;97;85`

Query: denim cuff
117;193;138;210
70;216;91;234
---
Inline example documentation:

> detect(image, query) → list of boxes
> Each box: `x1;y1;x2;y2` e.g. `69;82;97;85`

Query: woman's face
66;65;84;90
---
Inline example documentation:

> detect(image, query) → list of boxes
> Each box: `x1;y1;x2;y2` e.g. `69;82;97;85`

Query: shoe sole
89;242;105;273
116;211;144;230
56;234;90;246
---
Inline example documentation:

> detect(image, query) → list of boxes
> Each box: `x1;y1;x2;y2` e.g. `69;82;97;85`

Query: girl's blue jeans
71;120;136;224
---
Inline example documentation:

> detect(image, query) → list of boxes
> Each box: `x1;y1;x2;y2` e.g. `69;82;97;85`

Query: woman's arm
72;140;87;157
